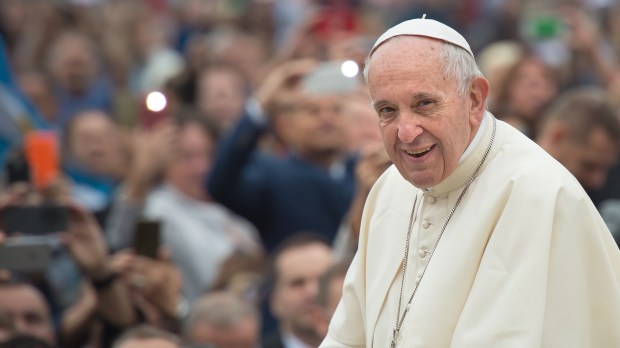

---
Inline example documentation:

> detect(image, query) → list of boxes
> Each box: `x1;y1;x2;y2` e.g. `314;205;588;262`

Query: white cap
370;16;473;57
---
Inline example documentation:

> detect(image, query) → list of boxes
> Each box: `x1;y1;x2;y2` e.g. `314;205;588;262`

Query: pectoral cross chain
391;328;400;348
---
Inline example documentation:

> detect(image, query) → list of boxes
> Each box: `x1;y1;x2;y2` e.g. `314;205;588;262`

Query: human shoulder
491;121;584;198
143;184;187;218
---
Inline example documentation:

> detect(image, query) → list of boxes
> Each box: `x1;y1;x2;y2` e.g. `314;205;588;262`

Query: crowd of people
0;0;620;347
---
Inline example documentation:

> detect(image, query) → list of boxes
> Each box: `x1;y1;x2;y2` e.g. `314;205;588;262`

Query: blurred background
1;0;620;347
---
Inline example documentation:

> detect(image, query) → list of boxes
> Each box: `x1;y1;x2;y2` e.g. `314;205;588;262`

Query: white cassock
321;112;620;348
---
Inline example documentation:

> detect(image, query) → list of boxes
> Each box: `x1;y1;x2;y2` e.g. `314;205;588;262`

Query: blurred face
0;0;28;39
18;72;57;123
272;243;332;334
326;274;345;318
344;98;382;152
312;273;345;339
507;58;557;120
0;285;54;344
188;316;259;348
50;35;98;95
556;127;618;191
197;68;245;131
69;111;125;177
165;123;214;200
283;95;348;157
117;338;179;348
368;37;485;188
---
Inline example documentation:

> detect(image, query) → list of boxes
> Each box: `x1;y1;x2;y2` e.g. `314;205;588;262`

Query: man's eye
417;100;434;108
377;106;395;117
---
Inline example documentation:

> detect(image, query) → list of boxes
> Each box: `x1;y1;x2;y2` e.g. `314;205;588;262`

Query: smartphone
133;220;161;259
0;237;52;273
520;2;565;42
24;131;60;189
527;14;564;40
3;206;69;235
3;149;30;185
302;60;361;95
139;92;168;130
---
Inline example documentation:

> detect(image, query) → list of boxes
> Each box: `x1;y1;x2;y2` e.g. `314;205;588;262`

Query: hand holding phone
58;203;110;280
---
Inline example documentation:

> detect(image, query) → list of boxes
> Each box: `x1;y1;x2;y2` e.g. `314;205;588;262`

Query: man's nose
13;316;28;333
318;106;339;121
397;116;423;144
306;279;320;299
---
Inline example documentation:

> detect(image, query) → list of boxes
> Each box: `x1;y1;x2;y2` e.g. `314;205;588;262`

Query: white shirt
144;184;261;303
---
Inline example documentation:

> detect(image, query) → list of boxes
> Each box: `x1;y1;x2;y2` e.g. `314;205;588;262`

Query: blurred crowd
1;0;620;347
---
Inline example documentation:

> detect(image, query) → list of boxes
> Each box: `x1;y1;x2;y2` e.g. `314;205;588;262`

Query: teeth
406;146;432;155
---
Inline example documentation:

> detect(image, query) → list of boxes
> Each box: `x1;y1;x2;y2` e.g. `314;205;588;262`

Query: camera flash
341;60;359;78
146;91;167;112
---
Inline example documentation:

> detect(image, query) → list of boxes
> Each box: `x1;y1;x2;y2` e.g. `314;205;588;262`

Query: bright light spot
341;60;359;78
146;92;167;112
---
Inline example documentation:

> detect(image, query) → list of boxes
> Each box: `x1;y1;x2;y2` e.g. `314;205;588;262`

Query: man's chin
397;167;441;189
291;318;318;335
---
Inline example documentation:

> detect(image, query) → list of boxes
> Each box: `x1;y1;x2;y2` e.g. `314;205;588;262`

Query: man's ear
469;76;490;123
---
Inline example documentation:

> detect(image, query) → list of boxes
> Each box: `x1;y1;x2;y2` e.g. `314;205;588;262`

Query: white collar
282;333;313;348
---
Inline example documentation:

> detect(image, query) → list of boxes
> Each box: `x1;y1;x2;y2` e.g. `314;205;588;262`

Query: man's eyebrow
411;92;438;101
371;100;388;110
371;93;439;110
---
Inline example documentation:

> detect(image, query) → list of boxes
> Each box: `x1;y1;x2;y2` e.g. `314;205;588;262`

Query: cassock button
428;196;436;204
422;221;431;229
418;249;427;258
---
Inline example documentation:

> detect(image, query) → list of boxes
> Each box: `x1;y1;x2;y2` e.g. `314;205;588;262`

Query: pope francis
320;17;620;348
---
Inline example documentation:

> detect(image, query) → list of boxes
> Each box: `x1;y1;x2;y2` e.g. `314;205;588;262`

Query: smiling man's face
368;37;483;188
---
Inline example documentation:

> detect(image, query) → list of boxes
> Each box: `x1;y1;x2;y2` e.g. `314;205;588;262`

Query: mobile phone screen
133;220;161;259
3;206;69;235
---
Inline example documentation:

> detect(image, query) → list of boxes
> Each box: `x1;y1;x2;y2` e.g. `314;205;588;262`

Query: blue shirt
207;108;356;252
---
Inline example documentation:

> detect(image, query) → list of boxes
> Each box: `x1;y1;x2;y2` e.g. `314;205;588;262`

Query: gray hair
183;291;260;338
113;324;182;348
363;38;483;96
